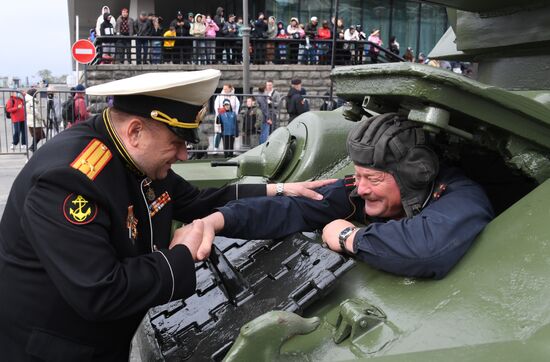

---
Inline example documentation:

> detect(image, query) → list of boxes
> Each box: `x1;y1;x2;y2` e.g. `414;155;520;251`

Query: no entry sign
72;39;97;64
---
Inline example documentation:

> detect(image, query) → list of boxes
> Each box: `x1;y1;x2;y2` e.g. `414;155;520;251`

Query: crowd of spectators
91;6;435;66
3;85;90;153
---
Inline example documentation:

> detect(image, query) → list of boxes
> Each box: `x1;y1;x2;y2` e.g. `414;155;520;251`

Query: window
391;0;420;58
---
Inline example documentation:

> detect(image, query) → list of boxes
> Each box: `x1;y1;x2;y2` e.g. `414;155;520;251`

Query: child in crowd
216;99;238;157
163;26;176;63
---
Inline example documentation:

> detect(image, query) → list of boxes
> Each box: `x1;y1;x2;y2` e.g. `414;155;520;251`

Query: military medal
143;178;156;201
126;205;138;241
149;192;171;217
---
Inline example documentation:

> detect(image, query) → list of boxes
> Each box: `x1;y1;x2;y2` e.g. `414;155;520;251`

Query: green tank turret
137;1;550;360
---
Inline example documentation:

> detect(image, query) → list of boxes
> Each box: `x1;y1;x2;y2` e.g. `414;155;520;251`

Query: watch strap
339;226;357;255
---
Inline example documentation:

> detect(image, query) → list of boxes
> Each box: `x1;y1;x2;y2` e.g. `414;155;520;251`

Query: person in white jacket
95;5;116;38
213;84;241;152
343;25;360;64
25;89;46;152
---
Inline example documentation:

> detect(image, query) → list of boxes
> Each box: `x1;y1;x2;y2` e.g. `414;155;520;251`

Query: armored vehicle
136;0;550;360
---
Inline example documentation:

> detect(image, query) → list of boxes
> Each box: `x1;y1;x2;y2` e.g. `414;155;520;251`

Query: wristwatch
276;183;284;196
338;226;357;255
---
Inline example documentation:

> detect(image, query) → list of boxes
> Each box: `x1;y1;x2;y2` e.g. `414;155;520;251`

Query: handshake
169;212;224;261
168;178;338;261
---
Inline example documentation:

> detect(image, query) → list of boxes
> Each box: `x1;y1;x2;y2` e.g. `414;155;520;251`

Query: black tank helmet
346;113;439;217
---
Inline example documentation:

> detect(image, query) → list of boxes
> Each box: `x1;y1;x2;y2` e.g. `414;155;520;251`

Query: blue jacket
219;111;238;137
217;166;494;279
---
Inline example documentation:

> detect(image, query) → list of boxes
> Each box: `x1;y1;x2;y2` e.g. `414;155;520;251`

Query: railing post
242;0;250;95
329;0;340;101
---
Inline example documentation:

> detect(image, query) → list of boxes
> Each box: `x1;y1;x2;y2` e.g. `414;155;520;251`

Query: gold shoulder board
70;139;112;180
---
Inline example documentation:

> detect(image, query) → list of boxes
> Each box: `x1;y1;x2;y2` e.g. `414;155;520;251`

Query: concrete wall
85;64;333;96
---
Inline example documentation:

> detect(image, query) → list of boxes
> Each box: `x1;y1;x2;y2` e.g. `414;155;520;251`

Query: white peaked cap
86;69;221;106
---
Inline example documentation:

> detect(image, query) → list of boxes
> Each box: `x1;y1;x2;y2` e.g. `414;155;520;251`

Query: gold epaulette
70;139;112;180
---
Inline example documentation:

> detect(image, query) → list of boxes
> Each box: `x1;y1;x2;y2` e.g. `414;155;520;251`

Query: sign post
72;39;97;65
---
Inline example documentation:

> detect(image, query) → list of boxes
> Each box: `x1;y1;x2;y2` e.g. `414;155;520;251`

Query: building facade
69;0;447;59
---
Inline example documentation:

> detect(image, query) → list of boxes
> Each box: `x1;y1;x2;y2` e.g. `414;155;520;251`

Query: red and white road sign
71;39;97;64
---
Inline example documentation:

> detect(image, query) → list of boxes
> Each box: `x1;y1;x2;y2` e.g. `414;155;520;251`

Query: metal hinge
333;298;387;343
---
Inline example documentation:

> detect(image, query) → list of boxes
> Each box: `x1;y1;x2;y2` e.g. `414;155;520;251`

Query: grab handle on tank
210;161;239;167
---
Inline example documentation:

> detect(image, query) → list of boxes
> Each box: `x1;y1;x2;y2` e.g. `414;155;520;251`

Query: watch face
339;226;354;240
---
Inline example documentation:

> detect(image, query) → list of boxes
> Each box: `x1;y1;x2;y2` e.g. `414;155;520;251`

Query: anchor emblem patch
63;194;98;225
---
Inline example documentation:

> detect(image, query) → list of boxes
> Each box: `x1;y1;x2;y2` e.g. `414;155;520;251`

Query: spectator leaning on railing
89;8;403;67
304;17;318;65
287;17;300;63
266;16;277;64
95;5;115;38
170;11;188;64
368;29;383;63
135;11;152;64
150;17;164;64
214;7;225;63
190;14;207;65
115;8;135;64
222;14;239;64
205;15;220;64
252;12;268;64
99;13;116;62
317;20;332;65
163;26;176;64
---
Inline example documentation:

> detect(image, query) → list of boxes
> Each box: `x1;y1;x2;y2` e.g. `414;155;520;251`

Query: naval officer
0;69;332;361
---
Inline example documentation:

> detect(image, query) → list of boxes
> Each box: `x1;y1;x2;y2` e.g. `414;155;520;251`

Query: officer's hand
267;179;338;200
196;212;225;260
169;220;204;261
322;219;355;252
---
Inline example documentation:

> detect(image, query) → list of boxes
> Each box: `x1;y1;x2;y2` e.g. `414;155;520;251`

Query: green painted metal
172;159;238;188
141;1;550;360
332;63;550;150
234;109;356;182
223;311;320;362
271;179;550;361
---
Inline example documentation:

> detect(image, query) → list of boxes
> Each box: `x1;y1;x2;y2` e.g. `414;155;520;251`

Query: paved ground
0;154;27;217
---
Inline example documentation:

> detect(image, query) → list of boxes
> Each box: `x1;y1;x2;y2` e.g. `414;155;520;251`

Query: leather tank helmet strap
346;113;439;217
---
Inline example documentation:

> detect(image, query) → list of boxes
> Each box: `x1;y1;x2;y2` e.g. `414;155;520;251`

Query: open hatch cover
147;233;355;361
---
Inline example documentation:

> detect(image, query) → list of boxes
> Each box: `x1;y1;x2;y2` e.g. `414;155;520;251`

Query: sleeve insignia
70;139;112;180
432;183;448;200
63;194;98;225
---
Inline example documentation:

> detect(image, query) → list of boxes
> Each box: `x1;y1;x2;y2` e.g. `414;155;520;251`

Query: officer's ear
126;118;145;147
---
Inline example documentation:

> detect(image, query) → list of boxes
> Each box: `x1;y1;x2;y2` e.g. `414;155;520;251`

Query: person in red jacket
73;84;90;124
317;20;332;65
5;91;27;150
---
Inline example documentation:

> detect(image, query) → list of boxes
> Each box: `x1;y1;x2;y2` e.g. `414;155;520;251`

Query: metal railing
1;89;88;156
93;35;404;66
2;88;339;158
188;92;341;159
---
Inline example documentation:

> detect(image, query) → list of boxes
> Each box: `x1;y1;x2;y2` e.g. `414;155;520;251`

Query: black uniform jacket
0;112;265;361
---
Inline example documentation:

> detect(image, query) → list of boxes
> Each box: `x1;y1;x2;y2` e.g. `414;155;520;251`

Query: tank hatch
147;233;355;361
